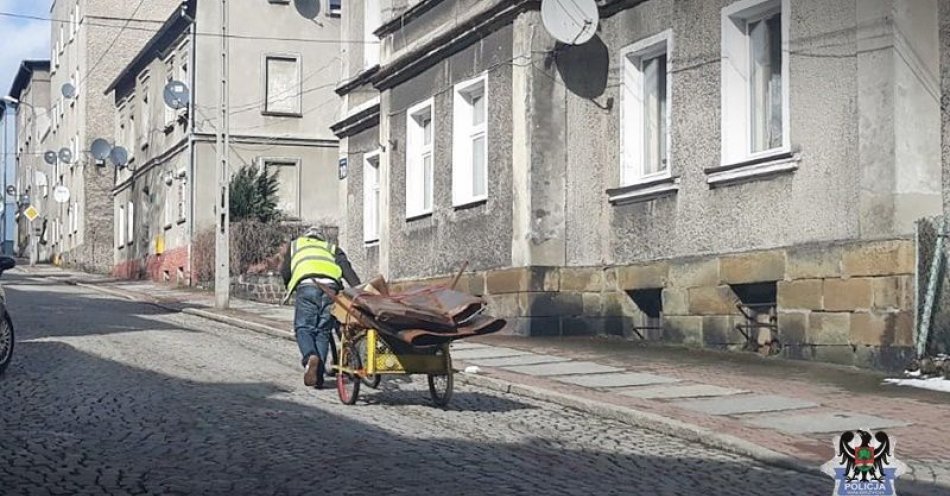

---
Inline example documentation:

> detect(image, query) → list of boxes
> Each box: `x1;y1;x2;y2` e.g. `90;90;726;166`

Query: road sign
53;185;70;204
24;206;39;222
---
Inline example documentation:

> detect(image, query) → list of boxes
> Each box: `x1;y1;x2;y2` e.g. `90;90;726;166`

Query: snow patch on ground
884;377;950;393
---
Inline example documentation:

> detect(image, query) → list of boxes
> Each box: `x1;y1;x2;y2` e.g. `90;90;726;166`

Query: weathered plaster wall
942;0;950;218
343;126;382;280
547;0;941;267
384;24;515;280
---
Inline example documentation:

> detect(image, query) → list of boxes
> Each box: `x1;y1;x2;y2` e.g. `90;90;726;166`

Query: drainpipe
186;7;197;286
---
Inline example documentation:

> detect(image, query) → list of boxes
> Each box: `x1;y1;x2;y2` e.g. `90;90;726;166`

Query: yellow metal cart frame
334;327;454;406
323;283;454;407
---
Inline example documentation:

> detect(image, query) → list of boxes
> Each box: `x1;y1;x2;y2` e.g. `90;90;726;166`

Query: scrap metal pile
329;273;506;348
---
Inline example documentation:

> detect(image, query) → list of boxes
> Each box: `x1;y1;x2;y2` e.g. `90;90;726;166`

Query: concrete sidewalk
20;265;950;492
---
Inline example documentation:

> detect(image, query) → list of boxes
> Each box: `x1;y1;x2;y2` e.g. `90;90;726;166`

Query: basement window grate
729;282;780;356
626;288;663;340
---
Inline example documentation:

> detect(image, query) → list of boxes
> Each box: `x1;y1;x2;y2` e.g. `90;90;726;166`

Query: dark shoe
304;356;321;387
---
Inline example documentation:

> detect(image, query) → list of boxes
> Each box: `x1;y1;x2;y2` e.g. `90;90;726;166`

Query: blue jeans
294;284;336;370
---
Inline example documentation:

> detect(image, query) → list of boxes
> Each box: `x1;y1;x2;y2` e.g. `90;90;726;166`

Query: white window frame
363;150;381;244
720;0;790;166
164;53;177;128
139;72;151;148
619;30;673;187
262;54;303;116
126;201;134;245
260;158;302;217
328;0;342;16
363;0;380;69
117;205;126;247
176;168;187;223
451;73;488;207
405;98;434;218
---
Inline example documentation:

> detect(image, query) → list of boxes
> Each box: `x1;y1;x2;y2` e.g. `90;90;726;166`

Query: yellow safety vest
287;237;343;292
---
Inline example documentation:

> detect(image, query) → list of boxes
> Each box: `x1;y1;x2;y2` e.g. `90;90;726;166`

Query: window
329;0;342;16
139;74;150;147
117;205;125;247
405;99;434;217
164;180;174;228
721;0;789;165
452;74;488;206
262;159;300;217
264;55;301;115
620;30;672;186
176;170;187;222
127;201;134;244
363;0;380;69
164;54;176;127
363;151;381;243
126;99;136;152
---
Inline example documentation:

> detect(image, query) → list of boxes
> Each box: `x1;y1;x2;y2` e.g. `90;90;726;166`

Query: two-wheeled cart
320;283;453;407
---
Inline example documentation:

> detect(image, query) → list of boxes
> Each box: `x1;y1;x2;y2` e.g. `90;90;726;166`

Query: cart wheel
336;343;361;405
355;335;382;389
427;347;453;407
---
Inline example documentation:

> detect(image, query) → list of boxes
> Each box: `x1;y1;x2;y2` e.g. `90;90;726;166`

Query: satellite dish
163;80;190;110
44;150;58;165
110;146;129;168
294;0;321;19
541;0;599;45
58;147;73;165
53;185;70;204
62;82;77;99
90;138;112;160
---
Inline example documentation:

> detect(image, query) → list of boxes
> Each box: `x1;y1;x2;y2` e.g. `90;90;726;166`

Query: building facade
38;0;181;272
7;61;52;262
0;102;18;255
335;0;942;371
107;0;343;283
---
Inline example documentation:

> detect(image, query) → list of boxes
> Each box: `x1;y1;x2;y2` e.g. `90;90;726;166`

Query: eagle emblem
821;429;907;496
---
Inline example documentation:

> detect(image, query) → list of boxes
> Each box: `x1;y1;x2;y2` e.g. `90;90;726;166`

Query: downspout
186;8;197;286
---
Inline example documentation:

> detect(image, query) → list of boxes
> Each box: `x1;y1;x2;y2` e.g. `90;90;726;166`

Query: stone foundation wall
231;273;286;305
389;238;917;371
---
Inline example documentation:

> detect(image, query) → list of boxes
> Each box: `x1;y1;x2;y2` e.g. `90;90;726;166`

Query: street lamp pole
1;96;38;267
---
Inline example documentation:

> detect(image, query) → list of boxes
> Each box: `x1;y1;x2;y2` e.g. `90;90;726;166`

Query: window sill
406;211;433;222
452;197;488;210
607;176;680;205
262;111;303;118
164;223;173;231
364;239;379;247
176;218;186;225
706;150;800;187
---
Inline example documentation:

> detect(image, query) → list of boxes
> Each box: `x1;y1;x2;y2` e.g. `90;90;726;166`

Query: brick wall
112;246;190;285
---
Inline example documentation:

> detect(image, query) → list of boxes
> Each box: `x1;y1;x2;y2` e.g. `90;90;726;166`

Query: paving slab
743;412;911;435
500;361;624;377
673;394;819;416
449;347;533;360
619;384;747;399
554;372;680;388
463;354;571;367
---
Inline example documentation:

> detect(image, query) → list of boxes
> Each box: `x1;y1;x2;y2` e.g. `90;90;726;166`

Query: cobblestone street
0;273;846;495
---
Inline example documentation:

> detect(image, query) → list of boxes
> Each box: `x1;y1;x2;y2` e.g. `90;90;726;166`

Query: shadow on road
1;275;947;495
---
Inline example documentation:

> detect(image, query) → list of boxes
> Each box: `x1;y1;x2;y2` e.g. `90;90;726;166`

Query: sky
0;0;51;98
